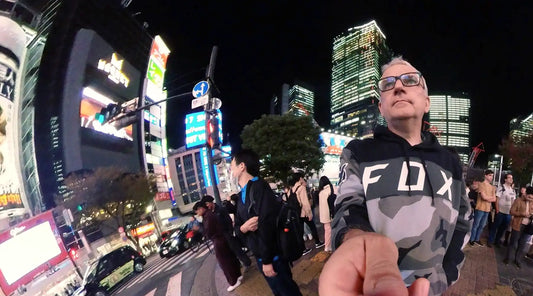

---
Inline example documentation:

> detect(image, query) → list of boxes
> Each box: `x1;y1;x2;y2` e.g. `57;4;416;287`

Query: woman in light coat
318;176;335;252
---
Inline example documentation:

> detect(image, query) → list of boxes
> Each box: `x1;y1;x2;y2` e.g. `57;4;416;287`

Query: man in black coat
231;149;302;296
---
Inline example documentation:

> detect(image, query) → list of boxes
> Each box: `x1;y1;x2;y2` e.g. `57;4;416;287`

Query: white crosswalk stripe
165;272;182;296
114;242;212;294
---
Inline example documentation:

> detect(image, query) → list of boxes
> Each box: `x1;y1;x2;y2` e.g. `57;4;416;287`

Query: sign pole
204;46;222;205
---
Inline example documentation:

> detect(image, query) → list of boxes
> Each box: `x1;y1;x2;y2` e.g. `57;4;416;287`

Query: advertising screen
80;87;133;141
0;211;67;295
0;38;24;214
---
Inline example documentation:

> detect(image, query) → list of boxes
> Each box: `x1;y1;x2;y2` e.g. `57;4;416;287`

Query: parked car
74;245;146;296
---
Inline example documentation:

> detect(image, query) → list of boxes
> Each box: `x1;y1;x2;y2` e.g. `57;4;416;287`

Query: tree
499;132;533;186
59;166;156;249
240;113;325;184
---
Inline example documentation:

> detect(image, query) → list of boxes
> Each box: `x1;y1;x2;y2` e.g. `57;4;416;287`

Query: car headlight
171;239;178;247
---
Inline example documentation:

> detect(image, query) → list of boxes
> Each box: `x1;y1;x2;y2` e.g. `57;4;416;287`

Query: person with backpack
318;176;335;252
288;172;325;255
231;149;302;296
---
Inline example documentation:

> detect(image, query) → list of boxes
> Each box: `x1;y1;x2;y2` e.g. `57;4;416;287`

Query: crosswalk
113;241;212;295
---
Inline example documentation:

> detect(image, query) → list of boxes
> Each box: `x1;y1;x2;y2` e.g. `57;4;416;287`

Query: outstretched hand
319;230;430;296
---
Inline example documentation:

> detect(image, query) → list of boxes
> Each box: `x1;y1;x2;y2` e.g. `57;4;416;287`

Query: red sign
131;223;155;237
154;192;170;201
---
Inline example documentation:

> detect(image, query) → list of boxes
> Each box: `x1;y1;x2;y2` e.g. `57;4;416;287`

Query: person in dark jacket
194;201;243;292
231;149;302;296
319;56;472;296
201;195;252;270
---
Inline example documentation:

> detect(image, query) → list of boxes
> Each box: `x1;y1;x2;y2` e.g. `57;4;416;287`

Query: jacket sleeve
331;143;374;251
443;179;472;285
297;186;313;219
255;180;281;265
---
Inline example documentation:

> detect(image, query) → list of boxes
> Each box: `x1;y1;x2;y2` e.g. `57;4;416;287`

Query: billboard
319;132;354;155
185;110;223;149
80;87;133;141
0;211;68;295
0;16;26;216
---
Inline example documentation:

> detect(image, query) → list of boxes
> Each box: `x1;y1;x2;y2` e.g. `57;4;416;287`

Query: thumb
407;278;430;296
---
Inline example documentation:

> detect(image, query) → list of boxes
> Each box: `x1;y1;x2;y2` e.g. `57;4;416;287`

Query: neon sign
97;53;130;88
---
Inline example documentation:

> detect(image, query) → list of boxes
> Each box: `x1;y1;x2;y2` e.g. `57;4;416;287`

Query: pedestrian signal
206;117;220;148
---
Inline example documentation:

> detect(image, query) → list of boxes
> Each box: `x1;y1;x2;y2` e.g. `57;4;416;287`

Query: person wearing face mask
319;56;471;296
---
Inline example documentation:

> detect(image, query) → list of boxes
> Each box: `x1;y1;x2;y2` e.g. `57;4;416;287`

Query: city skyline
128;1;533;165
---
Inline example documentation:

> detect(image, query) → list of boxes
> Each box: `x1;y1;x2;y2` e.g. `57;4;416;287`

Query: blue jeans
257;258;302;296
488;212;511;244
470;210;489;242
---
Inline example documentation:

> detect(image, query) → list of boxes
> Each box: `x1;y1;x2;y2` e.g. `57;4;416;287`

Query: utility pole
204;46;222;205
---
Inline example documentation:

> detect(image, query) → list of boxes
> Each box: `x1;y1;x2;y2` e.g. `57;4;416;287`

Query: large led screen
80;87;133;141
0;211;67;295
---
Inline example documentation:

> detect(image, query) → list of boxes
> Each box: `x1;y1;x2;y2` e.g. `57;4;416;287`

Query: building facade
427;94;471;163
287;83;315;118
0;0;173;232
509;113;532;142
167;146;237;217
330;20;391;137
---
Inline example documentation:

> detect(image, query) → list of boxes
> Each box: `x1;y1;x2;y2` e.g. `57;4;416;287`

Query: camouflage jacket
331;126;472;296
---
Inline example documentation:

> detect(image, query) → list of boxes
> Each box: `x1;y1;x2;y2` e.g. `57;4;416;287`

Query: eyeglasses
377;72;423;92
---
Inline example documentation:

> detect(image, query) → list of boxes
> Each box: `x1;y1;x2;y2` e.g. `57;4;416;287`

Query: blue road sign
192;81;209;98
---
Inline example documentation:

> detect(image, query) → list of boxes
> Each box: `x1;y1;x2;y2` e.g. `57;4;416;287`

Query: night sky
128;1;533;165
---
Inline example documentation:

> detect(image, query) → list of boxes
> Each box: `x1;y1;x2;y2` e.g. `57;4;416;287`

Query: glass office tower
428;94;471;163
509;113;532;142
287;83;314;118
330;20;391;137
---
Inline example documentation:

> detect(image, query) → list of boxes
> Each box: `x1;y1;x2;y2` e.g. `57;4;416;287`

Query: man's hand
319;230;430;296
262;263;277;277
240;216;258;233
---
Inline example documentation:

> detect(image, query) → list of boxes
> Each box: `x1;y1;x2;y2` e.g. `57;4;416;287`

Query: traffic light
97;103;120;124
206;116;220;148
68;247;79;260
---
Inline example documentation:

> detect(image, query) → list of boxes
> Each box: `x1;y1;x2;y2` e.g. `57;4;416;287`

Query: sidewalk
193;233;533;296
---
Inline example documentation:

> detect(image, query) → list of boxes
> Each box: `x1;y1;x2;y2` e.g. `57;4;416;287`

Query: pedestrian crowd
184;55;532;296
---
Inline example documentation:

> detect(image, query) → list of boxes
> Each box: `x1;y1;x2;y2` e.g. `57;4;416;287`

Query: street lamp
493;154;503;186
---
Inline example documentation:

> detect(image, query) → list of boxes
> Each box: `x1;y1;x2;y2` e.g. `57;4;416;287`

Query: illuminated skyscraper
330;20;391;137
287;83;314;118
509;113;532;142
427;94;471;163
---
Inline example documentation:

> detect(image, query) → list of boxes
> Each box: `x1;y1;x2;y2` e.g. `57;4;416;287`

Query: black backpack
277;199;305;263
287;185;302;214
250;182;305;263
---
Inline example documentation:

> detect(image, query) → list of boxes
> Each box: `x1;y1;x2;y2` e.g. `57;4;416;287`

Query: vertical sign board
144;35;174;205
0;16;26;217
185;110;223;149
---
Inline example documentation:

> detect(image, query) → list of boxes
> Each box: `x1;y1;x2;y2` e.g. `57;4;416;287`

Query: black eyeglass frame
377;72;423;92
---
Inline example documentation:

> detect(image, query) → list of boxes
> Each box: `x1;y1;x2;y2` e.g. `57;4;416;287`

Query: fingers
319;231;422;296
362;234;408;296
319;236;365;296
408;278;430;296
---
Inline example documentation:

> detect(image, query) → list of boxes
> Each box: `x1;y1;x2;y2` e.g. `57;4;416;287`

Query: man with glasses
320;57;471;296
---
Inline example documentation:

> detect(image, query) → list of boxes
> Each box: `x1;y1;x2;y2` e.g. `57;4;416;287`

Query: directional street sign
191;95;209;109
192;81;209;98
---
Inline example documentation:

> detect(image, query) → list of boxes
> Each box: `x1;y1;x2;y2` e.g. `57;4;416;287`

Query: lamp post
493;154;503;186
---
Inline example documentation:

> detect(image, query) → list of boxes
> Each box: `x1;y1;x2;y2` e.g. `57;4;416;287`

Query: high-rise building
427;94;471;163
330;20;391;137
287;82;314;118
509;113;532;142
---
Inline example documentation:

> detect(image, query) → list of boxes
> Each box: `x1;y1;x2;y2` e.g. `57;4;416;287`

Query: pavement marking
165;272;182;296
